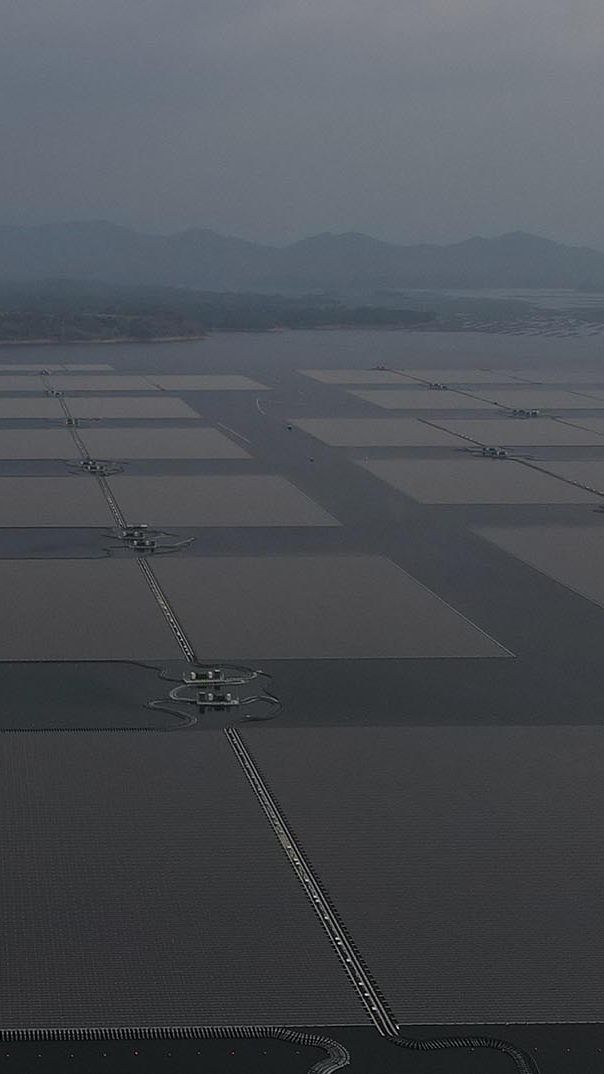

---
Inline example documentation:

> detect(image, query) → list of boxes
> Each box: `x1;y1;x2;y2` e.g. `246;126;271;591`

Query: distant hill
1;223;604;292
0;279;432;342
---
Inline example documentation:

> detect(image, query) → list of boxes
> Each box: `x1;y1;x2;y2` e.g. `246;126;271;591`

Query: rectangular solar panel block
244;724;604;1023
0;365;64;373
0;429;78;459
0;364;114;372
435;417;604;446
0;732;362;1029
0;376;49;392
108;475;339;527
60;364;114;371
0;560;182;660
0;477;115;526
535;460;604;493
360;457;598;504
147;375;269;391
565;416;604;437
0;398;65;419
51;375;157;392
476;524;604;610
153;555;508;659
475;388;604;409
394;368;525;384
79;426;250;459
299;369;408;384
0;364;66;372
511;368;604;384
66;396;200;419
350;389;496;410
291;418;463;447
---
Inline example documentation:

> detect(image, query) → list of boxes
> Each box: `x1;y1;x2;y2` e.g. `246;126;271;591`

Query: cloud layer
2;0;603;244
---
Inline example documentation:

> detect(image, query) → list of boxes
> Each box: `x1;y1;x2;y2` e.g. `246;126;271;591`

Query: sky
1;0;603;247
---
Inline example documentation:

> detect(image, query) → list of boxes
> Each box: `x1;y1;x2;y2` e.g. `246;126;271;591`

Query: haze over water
13;329;603;378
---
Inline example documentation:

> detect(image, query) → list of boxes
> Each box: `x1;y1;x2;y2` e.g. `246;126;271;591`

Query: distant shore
0;334;209;347
0;324;425;346
1;317;603;347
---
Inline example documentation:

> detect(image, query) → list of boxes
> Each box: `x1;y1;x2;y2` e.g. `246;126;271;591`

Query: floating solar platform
393;368;525;384
476;525;604;609
473;387;604;409
59;363;114;371
51;375;158;392
360;457;598;504
291;417;463;447
537;460;604;493
0;732;362;1030
0;429;77;459
350;388;496;410
108;475;339;527
0;398;65;419
0;364;113;372
78;426;250;460
511;368;604;384
564;416;604;438
244;724;604;1023
436;417;604;447
66;396;200;420
0;477;114;527
0;560;182;661
299;369;407;384
146;374;268;391
0;376;49;392
153;555;508;659
0;364;61;373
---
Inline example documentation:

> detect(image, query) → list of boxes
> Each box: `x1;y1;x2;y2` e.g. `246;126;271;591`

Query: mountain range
1;223;604;293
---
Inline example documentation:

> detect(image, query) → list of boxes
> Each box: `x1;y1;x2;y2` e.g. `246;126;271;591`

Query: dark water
3;331;604;1073
8;325;604;376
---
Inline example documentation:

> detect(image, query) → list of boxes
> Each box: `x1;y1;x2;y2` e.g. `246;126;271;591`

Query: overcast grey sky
1;0;603;245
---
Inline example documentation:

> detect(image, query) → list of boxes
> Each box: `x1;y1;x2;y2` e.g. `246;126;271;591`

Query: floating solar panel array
6;357;604;1044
